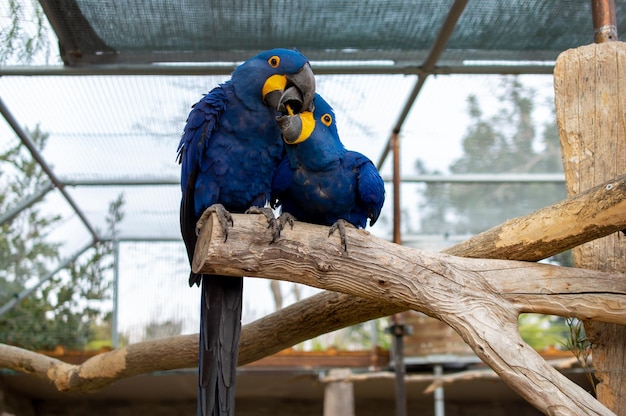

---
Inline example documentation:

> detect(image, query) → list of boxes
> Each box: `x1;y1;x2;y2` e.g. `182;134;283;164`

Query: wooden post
555;41;626;413
323;368;354;416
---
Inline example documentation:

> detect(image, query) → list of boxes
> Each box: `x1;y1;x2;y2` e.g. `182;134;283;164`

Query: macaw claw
245;206;275;222
328;219;355;253
245;207;295;244
270;212;296;244
196;203;234;242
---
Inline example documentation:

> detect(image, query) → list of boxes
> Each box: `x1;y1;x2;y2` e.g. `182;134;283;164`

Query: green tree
0;0;51;65
0;126;122;350
518;314;570;351
417;77;566;236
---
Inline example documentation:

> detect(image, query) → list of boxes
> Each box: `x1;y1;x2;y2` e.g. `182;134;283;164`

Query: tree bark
193;213;626;415
0;335;197;393
555;41;626;414
3;173;626;404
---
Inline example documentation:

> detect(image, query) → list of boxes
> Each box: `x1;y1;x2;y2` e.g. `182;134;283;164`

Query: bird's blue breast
286;159;368;228
199;111;282;214
180;84;284;218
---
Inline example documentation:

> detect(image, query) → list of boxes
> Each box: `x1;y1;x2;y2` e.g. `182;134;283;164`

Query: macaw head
276;93;340;145
277;93;345;169
231;48;315;114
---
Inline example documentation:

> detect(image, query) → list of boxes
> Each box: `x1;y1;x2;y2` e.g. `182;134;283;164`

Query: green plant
564;317;596;395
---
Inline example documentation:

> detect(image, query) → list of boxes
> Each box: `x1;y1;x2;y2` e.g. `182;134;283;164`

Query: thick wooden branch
0;289;389;393
555;42;626;414
236;173;626;367
3;175;625;404
0;336;197;392
193;213;624;415
193;214;626;325
445;173;626;260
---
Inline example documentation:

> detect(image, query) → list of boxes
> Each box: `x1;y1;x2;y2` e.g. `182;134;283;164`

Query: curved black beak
277;86;305;115
276;114;302;144
276;110;315;145
263;63;315;114
284;63;315;112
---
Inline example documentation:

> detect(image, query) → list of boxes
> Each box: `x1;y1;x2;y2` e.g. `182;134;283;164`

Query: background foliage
0;126;122;350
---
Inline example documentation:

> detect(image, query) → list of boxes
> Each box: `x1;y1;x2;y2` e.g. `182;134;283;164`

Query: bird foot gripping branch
244;207;295;243
328;219;357;253
196;204;233;240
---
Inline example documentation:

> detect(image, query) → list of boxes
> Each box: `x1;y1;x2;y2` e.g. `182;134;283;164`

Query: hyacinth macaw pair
178;48;384;416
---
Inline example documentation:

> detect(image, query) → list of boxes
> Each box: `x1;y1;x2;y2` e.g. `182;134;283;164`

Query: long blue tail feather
198;274;243;416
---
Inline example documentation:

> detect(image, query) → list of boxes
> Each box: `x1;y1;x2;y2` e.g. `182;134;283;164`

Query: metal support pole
376;0;469;171
370;319;379;369
0;97;99;241
0;63;556;77
0;242;93;317
59;173;565;188
0;181;54;226
387;319;412;416
592;0;618;43
390;132;405;415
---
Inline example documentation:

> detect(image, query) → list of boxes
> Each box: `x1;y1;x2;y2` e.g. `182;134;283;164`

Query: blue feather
272;93;385;230
178;48;315;416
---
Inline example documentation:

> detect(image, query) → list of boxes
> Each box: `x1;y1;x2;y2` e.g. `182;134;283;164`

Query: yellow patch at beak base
262;74;287;98
289;111;315;144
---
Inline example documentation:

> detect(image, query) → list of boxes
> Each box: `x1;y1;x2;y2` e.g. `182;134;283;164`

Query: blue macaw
177;49;315;416
271;93;385;247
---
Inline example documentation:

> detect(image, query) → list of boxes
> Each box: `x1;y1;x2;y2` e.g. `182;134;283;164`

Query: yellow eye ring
268;56;280;68
321;113;333;127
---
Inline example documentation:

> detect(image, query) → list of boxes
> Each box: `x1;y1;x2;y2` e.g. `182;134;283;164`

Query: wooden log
320;356;580;393
238;173;626;366
0;335;197;392
422;357;580;395
4;172;626;396
445;173;626;261
194;213;622;415
555;41;626;414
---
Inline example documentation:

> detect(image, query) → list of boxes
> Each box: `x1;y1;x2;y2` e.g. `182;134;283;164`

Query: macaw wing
178;86;227;194
180;166;199;269
270;155;294;209
351;152;385;226
178;86;227;284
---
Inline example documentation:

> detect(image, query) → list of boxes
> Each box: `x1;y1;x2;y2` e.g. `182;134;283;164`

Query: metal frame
0;97;99;241
58;173;565;188
0;63;555;77
0;242;94;317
